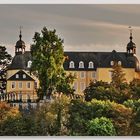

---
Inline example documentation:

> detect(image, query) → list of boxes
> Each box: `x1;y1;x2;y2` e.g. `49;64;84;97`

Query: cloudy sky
0;4;140;58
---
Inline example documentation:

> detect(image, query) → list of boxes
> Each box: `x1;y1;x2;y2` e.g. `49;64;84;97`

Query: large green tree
129;79;140;99
35;95;71;136
84;80;131;103
68;99;133;135
84;81;110;101
124;99;140;135
0;46;12;95
31;27;74;99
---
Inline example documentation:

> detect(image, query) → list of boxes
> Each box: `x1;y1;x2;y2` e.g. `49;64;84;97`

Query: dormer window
110;61;114;66
27;61;32;68
79;61;84;68
23;74;26;79
69;61;75;68
88;61;94;68
118;61;122;66
16;74;19;78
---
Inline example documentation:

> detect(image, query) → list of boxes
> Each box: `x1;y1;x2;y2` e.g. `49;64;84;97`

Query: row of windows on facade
3;93;32;100
28;60;121;69
78;70;114;79
73;82;86;92
11;82;31;89
73;71;115;92
69;61;122;68
79;71;96;79
15;70;109;83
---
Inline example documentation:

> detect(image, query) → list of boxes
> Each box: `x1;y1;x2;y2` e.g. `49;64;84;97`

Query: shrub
87;117;116;136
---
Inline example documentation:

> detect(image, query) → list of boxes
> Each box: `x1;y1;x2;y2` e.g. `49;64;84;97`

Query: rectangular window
34;81;37;89
91;72;96;78
27;82;31;89
80;72;85;79
19;93;22;100
19;82;22;89
80;82;85;91
11;82;16;89
109;71;113;79
74;72;77;78
73;82;77;91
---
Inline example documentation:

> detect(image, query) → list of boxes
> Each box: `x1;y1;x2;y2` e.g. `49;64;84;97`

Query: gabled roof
7;70;34;81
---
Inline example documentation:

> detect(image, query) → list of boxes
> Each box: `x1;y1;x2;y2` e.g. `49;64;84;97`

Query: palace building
6;30;38;102
63;30;140;95
6;28;140;97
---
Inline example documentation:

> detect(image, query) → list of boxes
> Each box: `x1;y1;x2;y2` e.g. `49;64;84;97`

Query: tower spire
19;26;23;40
129;26;133;41
127;26;136;55
15;26;26;55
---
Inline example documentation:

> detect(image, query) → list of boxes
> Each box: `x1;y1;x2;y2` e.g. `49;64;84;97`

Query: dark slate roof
127;41;136;49
8;50;140;72
16;40;26;49
8;51;32;70
7;70;34;81
64;50;140;71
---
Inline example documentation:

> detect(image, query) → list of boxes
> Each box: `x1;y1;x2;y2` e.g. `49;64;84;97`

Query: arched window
79;61;84;68
27;61;32;68
110;61;114;66
69;61;75;68
118;61;122;66
16;74;19;78
88;61;94;68
23;74;26;79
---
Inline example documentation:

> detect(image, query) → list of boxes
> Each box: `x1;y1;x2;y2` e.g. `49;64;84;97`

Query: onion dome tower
127;26;136;55
15;26;26;55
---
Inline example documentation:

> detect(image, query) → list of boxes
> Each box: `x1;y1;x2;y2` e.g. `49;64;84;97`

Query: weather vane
19;26;23;33
128;26;133;35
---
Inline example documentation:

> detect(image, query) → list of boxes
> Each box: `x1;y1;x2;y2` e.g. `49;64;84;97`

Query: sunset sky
0;4;140;59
